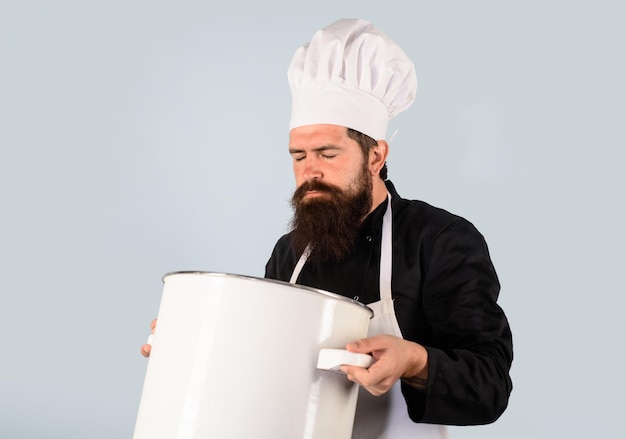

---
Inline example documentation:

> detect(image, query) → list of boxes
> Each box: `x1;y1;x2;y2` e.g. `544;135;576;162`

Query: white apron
290;195;449;439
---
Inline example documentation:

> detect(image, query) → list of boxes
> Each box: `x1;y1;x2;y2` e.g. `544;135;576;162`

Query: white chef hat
288;18;417;141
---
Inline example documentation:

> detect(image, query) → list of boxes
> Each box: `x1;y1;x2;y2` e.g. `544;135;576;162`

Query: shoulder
393;196;476;240
272;233;294;255
386;182;488;255
386;180;466;234
264;232;297;281
266;232;296;263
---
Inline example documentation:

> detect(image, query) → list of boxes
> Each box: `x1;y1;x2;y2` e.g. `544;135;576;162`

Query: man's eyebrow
288;145;342;154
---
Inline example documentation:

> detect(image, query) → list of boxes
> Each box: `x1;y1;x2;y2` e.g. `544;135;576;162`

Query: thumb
346;337;377;354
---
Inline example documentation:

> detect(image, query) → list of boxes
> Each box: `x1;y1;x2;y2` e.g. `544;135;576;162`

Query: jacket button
366;235;372;242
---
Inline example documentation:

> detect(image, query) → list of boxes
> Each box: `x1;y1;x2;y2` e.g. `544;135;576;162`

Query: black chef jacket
264;180;513;425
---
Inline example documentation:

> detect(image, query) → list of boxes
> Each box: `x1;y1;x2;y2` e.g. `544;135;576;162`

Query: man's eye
322;154;336;159
294;156;305;162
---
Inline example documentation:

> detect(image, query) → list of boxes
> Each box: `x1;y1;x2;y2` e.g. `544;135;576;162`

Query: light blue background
1;1;624;438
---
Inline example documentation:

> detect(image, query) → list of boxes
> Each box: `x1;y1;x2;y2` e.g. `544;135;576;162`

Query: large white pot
133;272;373;439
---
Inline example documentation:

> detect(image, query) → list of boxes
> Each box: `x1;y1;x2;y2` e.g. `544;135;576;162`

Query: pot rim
163;270;373;317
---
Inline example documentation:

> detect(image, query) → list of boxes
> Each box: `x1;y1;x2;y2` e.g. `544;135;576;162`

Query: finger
345;339;371;354
341;363;383;386
341;365;392;396
346;335;394;354
341;365;367;384
150;319;157;333
140;343;151;357
140;334;154;357
346;351;399;380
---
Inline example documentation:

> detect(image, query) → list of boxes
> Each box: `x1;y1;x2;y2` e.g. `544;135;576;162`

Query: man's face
288;124;373;262
289;124;370;199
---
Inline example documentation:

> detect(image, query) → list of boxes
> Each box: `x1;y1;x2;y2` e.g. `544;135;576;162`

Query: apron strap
289;244;310;284
379;194;393;302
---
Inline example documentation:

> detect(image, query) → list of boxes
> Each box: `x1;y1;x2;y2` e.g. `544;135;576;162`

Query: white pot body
133;272;372;439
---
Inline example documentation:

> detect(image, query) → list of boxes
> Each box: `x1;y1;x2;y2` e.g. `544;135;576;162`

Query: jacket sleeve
403;219;513;425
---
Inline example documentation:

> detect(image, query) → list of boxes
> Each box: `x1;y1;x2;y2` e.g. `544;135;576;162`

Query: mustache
292;180;342;202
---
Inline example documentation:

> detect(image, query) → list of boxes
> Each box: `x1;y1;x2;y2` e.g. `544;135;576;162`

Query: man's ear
369;140;389;176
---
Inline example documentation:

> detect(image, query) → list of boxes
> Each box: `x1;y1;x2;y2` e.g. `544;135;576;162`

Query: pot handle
316;348;373;372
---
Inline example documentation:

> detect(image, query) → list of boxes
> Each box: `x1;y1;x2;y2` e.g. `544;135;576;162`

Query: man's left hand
340;334;428;396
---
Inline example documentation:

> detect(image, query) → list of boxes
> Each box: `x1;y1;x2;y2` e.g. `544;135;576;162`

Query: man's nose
303;156;323;181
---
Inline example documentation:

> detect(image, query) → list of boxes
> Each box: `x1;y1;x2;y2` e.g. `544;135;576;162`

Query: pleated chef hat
288;18;417;140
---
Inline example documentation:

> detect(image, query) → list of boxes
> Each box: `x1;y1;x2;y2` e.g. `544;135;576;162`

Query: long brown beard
289;166;372;263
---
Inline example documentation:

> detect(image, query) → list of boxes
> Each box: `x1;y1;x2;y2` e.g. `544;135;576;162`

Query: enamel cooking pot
133;272;373;439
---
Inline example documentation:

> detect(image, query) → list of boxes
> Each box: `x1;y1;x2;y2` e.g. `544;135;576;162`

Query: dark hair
346;128;388;180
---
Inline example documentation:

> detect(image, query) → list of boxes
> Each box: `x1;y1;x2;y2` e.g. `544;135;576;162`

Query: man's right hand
140;319;157;357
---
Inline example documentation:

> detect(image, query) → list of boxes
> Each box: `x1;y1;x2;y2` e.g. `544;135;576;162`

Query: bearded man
263;19;513;439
